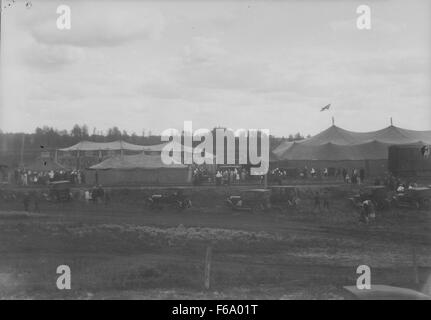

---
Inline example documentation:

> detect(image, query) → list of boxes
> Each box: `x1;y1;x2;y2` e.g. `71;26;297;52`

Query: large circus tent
271;125;431;176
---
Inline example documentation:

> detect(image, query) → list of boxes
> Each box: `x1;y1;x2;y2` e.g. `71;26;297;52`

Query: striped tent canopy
58;140;145;152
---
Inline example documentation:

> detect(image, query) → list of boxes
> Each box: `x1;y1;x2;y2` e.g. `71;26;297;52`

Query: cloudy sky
0;0;430;136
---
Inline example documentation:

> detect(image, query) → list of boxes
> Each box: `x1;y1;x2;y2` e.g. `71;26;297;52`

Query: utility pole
20;133;25;167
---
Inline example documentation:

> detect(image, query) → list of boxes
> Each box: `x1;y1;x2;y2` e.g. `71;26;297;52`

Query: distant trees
70;124;89;139
107;126;121;140
286;133;305;141
0;124;307;167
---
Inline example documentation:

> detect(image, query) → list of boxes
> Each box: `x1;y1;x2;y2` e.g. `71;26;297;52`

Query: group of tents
8;124;430;185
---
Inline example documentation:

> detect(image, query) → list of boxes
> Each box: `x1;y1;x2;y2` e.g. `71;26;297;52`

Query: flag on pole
320;104;331;112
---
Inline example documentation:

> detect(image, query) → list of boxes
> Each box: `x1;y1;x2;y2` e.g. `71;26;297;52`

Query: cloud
21;43;85;69
353;55;430;76
177;37;294;93
24;3;165;47
2;0;430;135
183;37;227;66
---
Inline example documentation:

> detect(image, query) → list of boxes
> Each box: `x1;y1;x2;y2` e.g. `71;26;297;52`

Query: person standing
222;170;228;185
215;171;222;186
311;167;316;178
84;190;91;202
323;168;328;178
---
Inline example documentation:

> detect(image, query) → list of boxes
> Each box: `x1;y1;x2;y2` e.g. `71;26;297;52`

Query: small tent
86;153;191;185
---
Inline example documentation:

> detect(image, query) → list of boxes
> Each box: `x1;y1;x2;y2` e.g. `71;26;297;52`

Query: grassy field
0;185;430;299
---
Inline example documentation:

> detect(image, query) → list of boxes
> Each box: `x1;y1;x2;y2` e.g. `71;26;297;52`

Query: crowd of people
6;164;420;193
13;169;85;186
269;166;367;184
192;166;251;186
214;168;249;185
192;165;371;186
339;168;366;184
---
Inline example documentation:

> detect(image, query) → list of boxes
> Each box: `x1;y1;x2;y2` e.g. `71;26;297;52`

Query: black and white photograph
0;0;430;303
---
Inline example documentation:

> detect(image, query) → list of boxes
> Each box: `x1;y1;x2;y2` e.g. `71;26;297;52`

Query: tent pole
77;150;80;170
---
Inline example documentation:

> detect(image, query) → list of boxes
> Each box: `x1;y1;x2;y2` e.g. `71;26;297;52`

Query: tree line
0;124;307;166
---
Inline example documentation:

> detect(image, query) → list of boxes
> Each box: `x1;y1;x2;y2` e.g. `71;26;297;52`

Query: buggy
349;186;392;210
47;180;72;202
393;187;431;209
226;189;271;212
146;187;192;211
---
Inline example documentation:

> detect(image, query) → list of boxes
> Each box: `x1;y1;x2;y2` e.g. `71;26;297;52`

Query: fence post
413;247;419;286
204;245;212;290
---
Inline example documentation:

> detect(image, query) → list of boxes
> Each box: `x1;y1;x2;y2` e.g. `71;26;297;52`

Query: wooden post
413;247;419;286
77;150;80;170
204;246;212;290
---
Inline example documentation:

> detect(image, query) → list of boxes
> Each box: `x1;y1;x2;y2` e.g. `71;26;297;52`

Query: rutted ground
0;192;430;299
